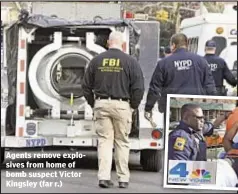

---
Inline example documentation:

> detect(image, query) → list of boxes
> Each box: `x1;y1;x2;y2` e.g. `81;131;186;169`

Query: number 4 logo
169;162;189;177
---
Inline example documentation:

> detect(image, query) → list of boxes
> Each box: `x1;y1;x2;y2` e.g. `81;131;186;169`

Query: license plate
26;138;47;147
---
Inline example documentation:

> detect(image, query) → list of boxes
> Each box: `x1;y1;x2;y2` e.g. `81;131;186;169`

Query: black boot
98;180;114;188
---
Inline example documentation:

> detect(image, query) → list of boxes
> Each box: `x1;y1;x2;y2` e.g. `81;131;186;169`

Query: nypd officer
82;31;144;188
144;33;217;120
204;40;237;96
168;103;229;161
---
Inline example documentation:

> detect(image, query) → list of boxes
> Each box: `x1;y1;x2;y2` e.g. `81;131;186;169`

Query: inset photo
163;94;238;191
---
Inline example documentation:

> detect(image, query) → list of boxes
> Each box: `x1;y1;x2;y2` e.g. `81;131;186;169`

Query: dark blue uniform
145;48;217;113
204;54;237;96
168;121;214;161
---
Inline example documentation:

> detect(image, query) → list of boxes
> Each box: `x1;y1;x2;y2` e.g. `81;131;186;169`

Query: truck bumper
1;136;163;150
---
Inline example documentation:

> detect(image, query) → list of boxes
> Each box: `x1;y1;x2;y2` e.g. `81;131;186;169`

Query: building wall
170;98;237;122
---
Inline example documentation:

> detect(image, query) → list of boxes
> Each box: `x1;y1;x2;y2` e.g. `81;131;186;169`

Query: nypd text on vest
174;60;192;71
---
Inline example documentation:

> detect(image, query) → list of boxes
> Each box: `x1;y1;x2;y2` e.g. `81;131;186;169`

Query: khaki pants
93;99;132;182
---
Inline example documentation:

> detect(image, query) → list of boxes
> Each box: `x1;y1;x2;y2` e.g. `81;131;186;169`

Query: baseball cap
205;40;216;48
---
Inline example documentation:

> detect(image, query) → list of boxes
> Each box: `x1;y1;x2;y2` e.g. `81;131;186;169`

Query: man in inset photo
168;103;229;161
167;101;238;188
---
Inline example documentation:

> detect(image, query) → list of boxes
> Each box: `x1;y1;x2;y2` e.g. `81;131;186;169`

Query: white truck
1;2;164;172
180;4;237;95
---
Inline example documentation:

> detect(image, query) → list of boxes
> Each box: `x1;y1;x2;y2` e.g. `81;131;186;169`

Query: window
233;5;237;11
187;38;192;51
211;36;227;56
187;37;199;53
191;38;196;53
194;38;199;53
234;61;237;70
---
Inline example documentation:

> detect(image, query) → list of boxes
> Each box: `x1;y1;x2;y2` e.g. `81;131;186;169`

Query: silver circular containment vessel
28;44;94;111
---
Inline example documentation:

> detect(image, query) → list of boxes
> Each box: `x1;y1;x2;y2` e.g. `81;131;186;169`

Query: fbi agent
82;31;144;188
204;40;237;96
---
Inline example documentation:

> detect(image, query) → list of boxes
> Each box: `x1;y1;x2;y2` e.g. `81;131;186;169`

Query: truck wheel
1;148;5;164
140;149;162;172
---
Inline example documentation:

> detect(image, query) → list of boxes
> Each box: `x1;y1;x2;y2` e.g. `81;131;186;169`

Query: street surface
1;150;236;193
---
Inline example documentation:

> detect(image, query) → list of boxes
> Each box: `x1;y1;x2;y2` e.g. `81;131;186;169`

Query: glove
144;111;157;128
132;109;137;117
144;111;152;121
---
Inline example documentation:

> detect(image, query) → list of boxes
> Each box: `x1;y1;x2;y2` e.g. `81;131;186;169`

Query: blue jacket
204;54;237;87
145;48;217;113
168;121;214;161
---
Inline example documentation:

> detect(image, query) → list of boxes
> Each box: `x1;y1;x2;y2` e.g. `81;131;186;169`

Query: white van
180;6;237;57
180;4;237;95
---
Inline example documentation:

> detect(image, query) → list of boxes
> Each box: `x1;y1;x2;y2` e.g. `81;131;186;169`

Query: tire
1;148;5;164
6;104;16;135
140;149;163;172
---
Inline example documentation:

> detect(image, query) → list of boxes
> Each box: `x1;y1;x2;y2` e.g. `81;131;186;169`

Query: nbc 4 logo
190;169;211;179
169;162;212;179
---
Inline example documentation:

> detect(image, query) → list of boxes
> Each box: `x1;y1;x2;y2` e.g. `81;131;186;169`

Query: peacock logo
190;169;211;179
